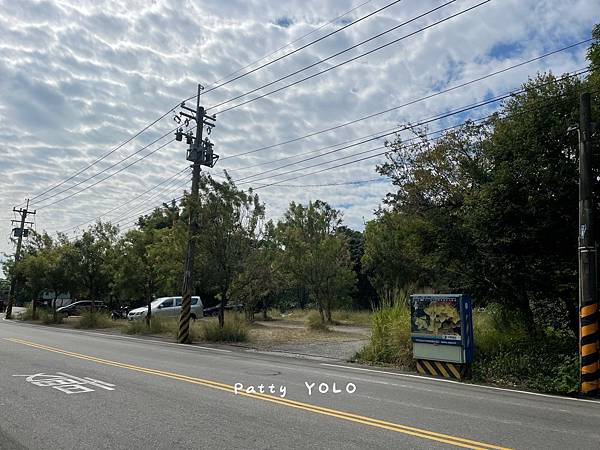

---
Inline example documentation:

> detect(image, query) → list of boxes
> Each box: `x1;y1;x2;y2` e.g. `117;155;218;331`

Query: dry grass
248;323;358;346
267;308;373;327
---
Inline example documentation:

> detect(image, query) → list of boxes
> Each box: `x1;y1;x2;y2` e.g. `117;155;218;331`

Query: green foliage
306;310;330;331
355;291;413;368
471;310;578;394
331;310;372;326
39;309;63;325
74;311;114;329
200;315;248;342
277;200;357;323
125;316;173;335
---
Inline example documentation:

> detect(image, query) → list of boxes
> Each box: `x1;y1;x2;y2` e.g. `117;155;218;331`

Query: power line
252;86;595;190
212;0;493;115
196;0;405;101
31;127;178;207
36;134;180;211
58;166;190;234
234;68;589;186
208;0;456;111
210;0;374;85
23;1;376;207
219;38;592;162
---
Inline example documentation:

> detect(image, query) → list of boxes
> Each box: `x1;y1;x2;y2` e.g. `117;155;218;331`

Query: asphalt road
1;318;599;450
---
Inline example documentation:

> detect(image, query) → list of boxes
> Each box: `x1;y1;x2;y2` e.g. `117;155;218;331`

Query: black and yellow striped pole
578;92;599;395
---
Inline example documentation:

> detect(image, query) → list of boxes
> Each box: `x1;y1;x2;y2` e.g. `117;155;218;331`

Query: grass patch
354;299;413;369
356;298;579;394
269;308;372;327
74;311;114;329
39;309;64;325
199;314;248;342
17;305;37;321
305;310;330;331
471;304;578;394
331;310;372;326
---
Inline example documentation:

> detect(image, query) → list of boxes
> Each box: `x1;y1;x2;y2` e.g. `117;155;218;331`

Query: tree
336;226;378;309
277;200;356;323
228;222;284;321
115;228;160;325
195;174;265;327
72;222;118;310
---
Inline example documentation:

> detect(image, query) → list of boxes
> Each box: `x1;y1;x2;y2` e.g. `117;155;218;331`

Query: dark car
56;300;106;317
203;303;244;317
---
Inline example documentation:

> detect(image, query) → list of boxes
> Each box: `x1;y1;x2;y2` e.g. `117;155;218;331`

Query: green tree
195;174;265;327
115;228;160;325
72;222;118;309
277;200;356;323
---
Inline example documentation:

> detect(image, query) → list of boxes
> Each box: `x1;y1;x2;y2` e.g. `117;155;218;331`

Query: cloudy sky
0;0;598;260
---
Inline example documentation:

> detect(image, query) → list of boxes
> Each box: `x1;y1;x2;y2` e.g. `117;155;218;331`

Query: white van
127;296;203;321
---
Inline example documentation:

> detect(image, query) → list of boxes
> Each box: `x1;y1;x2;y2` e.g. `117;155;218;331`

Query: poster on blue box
410;295;461;343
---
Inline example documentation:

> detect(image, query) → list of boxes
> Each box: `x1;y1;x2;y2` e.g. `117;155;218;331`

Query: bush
472;306;578;394
18;305;36;321
74;311;114;329
305;311;330;331
354;297;413;368
39;309;63;325
200;315;248;342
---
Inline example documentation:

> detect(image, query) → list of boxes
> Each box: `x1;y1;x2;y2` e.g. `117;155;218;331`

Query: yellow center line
5;337;511;450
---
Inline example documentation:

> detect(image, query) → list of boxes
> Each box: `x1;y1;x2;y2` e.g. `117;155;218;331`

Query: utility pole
173;84;218;344
5;199;35;320
578;92;599;396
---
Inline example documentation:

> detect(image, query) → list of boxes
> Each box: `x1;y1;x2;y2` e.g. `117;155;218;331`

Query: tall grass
305;310;330;331
472;304;578;394
357;297;579;394
74;311;114;329
355;291;414;369
200;314;248;342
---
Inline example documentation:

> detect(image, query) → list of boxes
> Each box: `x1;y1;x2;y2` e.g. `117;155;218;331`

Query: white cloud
0;0;598;258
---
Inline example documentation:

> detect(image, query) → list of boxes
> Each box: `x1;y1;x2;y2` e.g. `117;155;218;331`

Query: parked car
202;303;243;317
56;301;106;317
127;296;203;321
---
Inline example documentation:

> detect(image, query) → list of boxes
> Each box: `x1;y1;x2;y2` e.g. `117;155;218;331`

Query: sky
0;0;598;262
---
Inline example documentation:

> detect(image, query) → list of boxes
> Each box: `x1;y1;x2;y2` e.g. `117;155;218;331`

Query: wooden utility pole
174;84;218;343
578;92;599;396
5;199;35;320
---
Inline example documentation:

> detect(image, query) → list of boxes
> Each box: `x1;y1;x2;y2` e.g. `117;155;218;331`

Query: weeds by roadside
305;310;331;331
74;311;114;329
200;314;248;342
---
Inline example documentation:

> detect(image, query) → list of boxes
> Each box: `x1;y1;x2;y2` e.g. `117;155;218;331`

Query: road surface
0;318;599;449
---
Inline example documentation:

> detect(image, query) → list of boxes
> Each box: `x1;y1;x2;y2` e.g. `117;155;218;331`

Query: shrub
200;315;248;342
305;310;330;331
74;311;113;329
354;297;413;368
39;309;63;325
18;305;36;321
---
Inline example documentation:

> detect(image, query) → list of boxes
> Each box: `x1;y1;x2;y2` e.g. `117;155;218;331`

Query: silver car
127;296;203;321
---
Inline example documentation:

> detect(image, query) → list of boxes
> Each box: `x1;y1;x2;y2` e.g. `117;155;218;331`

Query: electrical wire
219;38;592;162
233;68;589;186
212;0;493;115
208;0;456;111
21;0;381;206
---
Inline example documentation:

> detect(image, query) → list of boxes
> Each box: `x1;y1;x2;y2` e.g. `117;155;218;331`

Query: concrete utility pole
5;199;35;320
174;84;218;344
578;92;599;396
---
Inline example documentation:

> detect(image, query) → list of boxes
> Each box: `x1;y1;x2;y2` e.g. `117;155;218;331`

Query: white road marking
13;372;115;394
320;363;600;404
